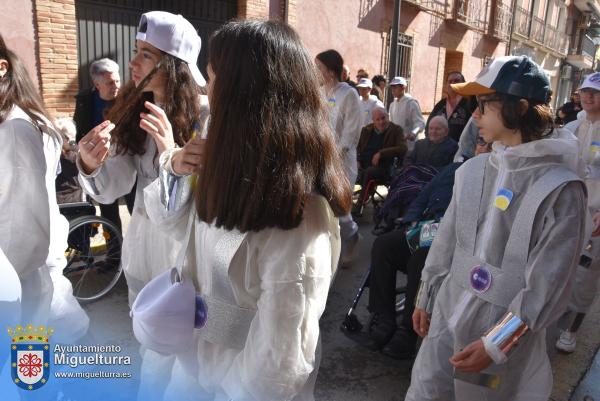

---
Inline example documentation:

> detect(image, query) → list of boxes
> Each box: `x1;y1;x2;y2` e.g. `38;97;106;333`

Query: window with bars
392;32;414;90
397;33;414;89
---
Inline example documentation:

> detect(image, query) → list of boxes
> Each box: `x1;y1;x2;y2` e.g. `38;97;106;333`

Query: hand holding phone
139;93;175;155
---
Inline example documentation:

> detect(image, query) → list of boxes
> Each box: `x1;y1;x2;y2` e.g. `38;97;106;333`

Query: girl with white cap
406;56;587;401
75;11;209;400
142;19;350;401
76;11;209;305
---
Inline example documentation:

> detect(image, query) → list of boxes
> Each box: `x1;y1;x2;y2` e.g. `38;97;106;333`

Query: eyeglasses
476;96;501;114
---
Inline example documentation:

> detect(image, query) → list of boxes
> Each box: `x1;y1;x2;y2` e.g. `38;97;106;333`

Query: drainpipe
506;0;518;55
386;0;402;108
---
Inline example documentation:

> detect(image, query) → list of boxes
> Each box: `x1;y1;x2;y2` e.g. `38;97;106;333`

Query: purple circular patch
194;295;208;328
470;265;492;293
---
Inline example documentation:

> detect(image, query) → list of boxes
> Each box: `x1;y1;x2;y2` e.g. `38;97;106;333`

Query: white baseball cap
451;56;550;103
136;11;206;87
389;76;407;86
580;72;600;92
356;78;373;88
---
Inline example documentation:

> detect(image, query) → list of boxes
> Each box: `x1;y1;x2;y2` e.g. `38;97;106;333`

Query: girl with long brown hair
142;20;351;400
76;11;209;305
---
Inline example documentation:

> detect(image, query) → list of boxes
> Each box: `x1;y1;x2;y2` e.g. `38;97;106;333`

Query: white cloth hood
489;128;580;174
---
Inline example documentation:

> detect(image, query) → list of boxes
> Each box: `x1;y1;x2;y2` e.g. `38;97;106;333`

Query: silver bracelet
483;312;529;355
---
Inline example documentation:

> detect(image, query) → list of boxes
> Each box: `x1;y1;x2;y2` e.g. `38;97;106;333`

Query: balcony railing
403;0;449;15
493;2;512;41
530;16;545;44
582;35;596;58
454;0;490;31
513;6;531;37
544;26;569;55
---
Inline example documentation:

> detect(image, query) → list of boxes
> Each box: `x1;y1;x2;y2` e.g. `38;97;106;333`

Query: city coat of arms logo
7;324;53;390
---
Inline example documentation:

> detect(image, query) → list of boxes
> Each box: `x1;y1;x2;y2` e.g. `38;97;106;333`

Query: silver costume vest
448;154;581;308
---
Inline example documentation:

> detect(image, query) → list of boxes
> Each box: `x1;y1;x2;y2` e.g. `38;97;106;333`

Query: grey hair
89;58;119;82
429;115;449;130
371;106;389;118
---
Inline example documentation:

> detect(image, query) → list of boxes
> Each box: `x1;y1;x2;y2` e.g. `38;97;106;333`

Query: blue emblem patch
494;188;513;211
470;265;492;293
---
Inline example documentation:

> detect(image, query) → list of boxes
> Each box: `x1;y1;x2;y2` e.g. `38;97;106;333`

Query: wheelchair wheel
63;215;123;302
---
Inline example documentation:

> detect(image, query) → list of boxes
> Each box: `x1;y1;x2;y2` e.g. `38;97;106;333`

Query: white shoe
555;330;577;353
340;232;361;267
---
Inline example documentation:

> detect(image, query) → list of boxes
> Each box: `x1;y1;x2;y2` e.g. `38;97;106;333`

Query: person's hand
171;135;207;176
406;132;417;141
79;120;114;174
413;308;430;338
371;152;381;166
140;101;175;155
592;211;600;237
449;339;493;373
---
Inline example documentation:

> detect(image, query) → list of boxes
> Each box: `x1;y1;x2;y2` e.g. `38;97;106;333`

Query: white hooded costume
563;114;600;314
138;160;341;401
323;82;362;241
405;129;587;401
0;106;89;341
77;96;210;304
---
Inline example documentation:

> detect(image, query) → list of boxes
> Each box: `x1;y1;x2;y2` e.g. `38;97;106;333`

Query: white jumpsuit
564;116;600;314
0;106;88;339
0;107;89;401
406;130;587;401
324;82;362;241
360;95;384;126
388;93;425;151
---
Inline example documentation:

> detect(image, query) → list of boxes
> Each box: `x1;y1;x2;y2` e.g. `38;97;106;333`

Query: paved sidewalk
550;296;600;401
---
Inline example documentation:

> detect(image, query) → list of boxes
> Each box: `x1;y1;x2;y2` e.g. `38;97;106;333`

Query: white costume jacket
406;129;587;401
78;96;209;303
360;95;384;126
388;94;425;139
563;115;600;313
142;169;341;401
325;82;363;185
0;106;88;340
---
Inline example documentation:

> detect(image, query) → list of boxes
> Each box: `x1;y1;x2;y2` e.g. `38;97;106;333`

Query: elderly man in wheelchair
352;107;407;217
345;135;492;359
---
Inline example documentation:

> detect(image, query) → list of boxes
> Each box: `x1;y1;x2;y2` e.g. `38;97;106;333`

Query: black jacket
405;137;458;168
73;88;95;143
426;96;476;142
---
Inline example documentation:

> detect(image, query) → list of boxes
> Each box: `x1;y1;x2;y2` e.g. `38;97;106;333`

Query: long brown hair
0;35;52;127
316;49;344;82
106;53;202;155
195;20;352;232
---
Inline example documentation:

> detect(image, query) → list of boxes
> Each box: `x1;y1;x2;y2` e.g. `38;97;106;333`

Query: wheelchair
340;217;415;334
59;202;123;302
352;178;390;219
